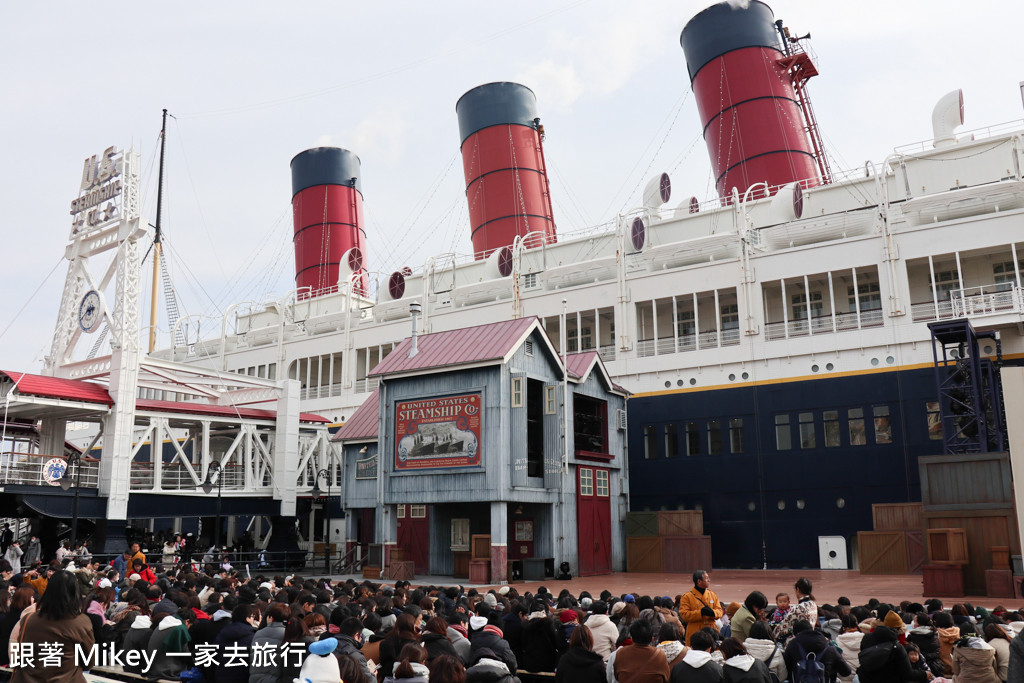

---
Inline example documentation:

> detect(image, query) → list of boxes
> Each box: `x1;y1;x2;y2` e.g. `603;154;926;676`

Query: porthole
984;345;994;355
777;500;786;511
811;364;819;373
826;363;834;371
694;503;703;511
836;498;846;509
796;499;806;510
729;374;736;381
677;379;684;387
665;381;671;388
870;358;880;366
747;501;756;512
886;356;895;364
689;378;697;386
741;372;749;380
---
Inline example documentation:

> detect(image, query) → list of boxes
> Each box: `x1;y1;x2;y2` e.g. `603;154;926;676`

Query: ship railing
598;345;616;362
950;285;1022;318
894;119;1024;155
636;328;740;357
129;461;249;492
299;382;350;401
354;377;380;394
765;309;884;341
0;452;100;488
911;299;956;323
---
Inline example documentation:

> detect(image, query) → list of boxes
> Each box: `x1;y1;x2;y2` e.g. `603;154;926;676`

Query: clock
78;290;104;333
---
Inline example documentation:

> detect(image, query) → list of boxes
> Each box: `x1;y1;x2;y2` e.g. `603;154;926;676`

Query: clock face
78;290;103;333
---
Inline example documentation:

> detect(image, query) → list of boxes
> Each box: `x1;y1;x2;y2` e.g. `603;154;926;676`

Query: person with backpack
782;619;851;683
857;615;931;683
743;621;788;683
721;637;774;683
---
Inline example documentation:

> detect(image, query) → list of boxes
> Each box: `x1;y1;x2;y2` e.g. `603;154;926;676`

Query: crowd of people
1;551;1024;683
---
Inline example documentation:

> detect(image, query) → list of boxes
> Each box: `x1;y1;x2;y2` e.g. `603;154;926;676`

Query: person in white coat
585;600;621;662
3;542;23;575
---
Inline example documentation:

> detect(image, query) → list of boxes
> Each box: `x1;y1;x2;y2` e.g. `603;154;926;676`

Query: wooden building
333;316;629;581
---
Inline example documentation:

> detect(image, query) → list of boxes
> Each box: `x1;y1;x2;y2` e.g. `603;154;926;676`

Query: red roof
565;351;599;380
369;317;541;377
1;371;112;405
332;388;380;441
2;371;328;423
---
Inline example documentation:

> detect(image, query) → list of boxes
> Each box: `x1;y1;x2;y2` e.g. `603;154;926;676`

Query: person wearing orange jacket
678;569;723;646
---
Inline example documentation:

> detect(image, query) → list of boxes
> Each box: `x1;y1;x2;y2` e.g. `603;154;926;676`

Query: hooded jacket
952;638;1000;683
783;629;851;683
906;626;942;675
586;613;620;662
382;660;430;683
856;626;927;683
122;615;154;674
23;538;41;566
471;624;518;674
214;620;257;683
249;621;286;683
745;637;787;683
989;635;1011;681
466;648;522;683
448;625;471;664
1007;630;1024;683
938;626;962;675
422;630;459;662
723;654;773;683
147;615;192;680
834;631;864;683
519;614;561;672
670;649;724;683
555;646;605;683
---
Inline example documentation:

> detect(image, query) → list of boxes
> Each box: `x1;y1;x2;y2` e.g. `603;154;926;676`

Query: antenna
148;109;168;353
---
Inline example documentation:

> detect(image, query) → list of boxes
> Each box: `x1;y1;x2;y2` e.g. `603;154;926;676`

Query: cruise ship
33;1;1024;569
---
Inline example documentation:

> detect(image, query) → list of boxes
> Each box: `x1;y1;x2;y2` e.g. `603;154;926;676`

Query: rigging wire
0;257;65;345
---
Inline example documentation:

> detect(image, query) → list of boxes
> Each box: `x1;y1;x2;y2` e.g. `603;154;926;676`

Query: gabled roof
331;388;380;442
2;371;113;405
1;370;328;423
564;352;629;396
369;317;560;378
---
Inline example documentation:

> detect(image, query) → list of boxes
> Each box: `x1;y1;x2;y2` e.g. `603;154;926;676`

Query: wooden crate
383;561;414;581
626;512;660;538
992;546;1011;570
661;535;712;573
858;531;910;574
873;503;923;531
471;534;491;560
925;511;1019;594
919;453;1013;507
469;559;490;584
906;530;926;573
986;569;1014;598
923;564;964;597
658;510;703;536
627;536;663;572
362;566;382;580
927;528;969;564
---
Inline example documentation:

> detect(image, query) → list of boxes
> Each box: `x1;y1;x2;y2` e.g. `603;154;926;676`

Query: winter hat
580;597;593;610
822;619;843;639
498;586;510;596
726;602;741;618
295;638;340;683
884;612;905;630
469;615;488;631
129;573;141;581
623;594;636;603
130;615;153;630
483;593;497;607
560;610;578;624
98;578;112;588
259;582;274;591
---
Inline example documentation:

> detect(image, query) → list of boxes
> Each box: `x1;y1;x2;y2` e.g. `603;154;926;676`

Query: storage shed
333;316;629;581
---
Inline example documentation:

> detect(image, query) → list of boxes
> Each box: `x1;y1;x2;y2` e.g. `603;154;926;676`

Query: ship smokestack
290;147;369;298
456;82;556;259
408;301;421;358
681;1;824;201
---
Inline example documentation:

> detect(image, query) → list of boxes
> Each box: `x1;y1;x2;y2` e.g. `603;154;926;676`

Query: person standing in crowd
774;578;817;643
680;570;723;646
10;569;95;683
22;534;41;567
4;541;23;575
0;523;12;556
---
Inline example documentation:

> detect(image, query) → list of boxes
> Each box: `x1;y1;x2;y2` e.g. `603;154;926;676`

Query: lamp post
201;461;223;549
58;452;82;549
311;468;332;573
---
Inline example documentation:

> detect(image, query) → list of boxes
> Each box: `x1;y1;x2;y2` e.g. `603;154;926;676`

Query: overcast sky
2;0;1022;371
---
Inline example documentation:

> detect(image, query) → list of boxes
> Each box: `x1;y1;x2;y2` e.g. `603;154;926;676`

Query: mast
148;108;168;353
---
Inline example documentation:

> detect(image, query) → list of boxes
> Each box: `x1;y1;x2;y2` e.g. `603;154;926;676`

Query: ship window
707;420;723;455
992;261;1022;291
729;418;744;453
665;424;679;458
544;385;556;414
926;401;942;440
848;281;882;312
775;414;792;451
579;468;593;496
595;469;610;497
930;270;960;302
720;304;739;331
873;405;892;443
644;425;657;459
511;377;523;408
792;291;823;320
677;310;695;338
685;422;700;456
523;272;538;288
824;410;841;447
799;412;816;449
848;408;866;446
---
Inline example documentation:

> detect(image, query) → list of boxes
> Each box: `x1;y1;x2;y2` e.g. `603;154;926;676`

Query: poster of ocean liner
395;393;482;470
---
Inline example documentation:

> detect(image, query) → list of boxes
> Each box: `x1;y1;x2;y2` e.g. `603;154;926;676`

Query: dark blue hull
627;366;942;568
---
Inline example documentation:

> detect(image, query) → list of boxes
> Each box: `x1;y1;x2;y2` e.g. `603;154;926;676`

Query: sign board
355;454;378;480
69;146;126;239
395;392;482;471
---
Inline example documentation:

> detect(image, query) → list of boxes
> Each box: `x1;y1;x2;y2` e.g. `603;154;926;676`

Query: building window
993;261;1022;290
707;420;723;455
848;408;866;446
824;410;841;447
573;395;608;453
720;303;740;331
729;418;744;453
931;270;960;302
792;291;823;320
397;504;406;518
848;281;882;312
526;379;544;477
665;424;679;458
511;377;523;408
775;414;792;451
685;422;700;456
410;504;426;518
595;469;609;497
873;405;892;444
544;386;557;414
677;310;695;337
579;468;594;496
799;412;816;449
644;425;657;459
926;401;942;440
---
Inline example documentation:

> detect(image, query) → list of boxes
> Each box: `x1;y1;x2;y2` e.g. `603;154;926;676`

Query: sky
2;0;1023;371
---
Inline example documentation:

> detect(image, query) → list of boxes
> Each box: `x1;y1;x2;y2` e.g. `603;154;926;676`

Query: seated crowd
2;558;1024;683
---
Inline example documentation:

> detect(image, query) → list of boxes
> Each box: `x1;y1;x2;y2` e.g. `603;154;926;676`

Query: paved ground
331;569;1023;609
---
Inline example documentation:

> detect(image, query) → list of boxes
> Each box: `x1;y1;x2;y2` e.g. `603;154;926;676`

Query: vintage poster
395;392;482;470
